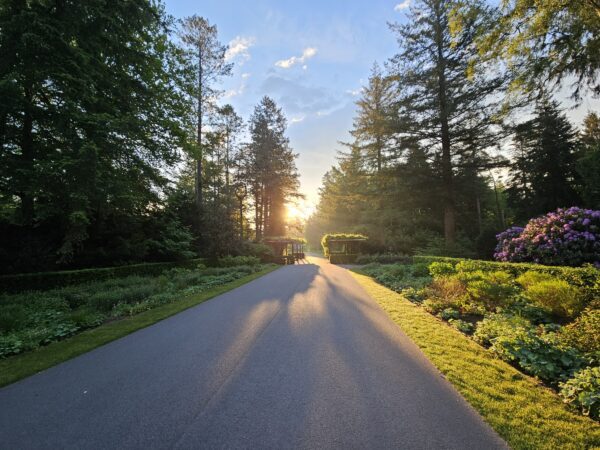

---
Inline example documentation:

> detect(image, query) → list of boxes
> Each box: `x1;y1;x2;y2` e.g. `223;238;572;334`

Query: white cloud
394;0;410;11
223;81;247;99
225;36;255;64
290;115;306;124
346;88;362;96
275;47;318;69
241;72;251;79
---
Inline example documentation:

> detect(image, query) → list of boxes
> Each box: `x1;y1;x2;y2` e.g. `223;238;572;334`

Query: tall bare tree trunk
195;45;203;220
20;84;34;226
434;4;456;244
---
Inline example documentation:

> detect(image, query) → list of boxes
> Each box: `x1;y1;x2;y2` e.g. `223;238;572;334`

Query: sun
286;201;315;221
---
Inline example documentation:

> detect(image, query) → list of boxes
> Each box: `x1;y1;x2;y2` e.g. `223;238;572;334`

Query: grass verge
0;265;278;387
350;270;600;450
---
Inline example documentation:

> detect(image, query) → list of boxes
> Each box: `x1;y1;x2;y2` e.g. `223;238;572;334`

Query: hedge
413;255;600;301
0;259;206;293
329;254;361;264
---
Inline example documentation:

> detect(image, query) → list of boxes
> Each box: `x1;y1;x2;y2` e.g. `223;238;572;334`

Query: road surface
0;256;507;449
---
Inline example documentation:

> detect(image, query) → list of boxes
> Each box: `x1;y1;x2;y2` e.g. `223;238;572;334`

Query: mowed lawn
351;271;600;450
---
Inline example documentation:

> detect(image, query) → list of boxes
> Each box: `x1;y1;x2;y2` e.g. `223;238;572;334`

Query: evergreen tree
507;99;581;221
388;0;505;243
576;112;600;208
247;97;300;239
179;15;232;235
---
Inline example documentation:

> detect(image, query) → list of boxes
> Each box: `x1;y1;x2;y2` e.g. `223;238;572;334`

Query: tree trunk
434;4;456;243
19;85;34;226
195;44;203;220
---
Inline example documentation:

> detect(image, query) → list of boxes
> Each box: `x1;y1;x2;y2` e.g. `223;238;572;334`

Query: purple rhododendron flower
494;207;600;266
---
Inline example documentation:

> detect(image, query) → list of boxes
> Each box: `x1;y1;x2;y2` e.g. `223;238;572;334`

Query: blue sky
163;0;599;215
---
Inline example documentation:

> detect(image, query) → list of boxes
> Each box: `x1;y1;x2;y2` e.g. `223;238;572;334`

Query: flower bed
360;257;600;420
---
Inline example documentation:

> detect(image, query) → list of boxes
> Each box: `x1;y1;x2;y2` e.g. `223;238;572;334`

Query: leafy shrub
425;276;467;305
465;271;517;310
240;242;274;261
561;308;600;355
490;328;586;383
439;308;460;320
0;258;205;292
494;207;600;267
560;367;600;420
448;318;474;334
355;254;411;265
0;264;268;358
68;309;105;328
474;313;533;346
414;255;600;304
422;299;450;315
0;304;29;332
428;262;456;277
516;271;554;289
410;263;431;278
524;279;584;319
216;255;260;267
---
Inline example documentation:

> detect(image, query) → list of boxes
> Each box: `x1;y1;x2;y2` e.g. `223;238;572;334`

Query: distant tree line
0;2;299;273
306;0;600;258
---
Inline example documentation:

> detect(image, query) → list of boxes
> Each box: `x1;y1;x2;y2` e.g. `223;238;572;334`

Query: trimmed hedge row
0;259;206;293
329;254;361;264
413;255;600;301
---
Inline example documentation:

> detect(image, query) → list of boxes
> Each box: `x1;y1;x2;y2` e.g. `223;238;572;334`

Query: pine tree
247;97;300;239
388;0;505;243
179;15;232;233
576;112;600;208
507;98;581;220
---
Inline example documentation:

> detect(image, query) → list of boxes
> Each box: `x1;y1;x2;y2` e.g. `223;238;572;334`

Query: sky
163;0;599;218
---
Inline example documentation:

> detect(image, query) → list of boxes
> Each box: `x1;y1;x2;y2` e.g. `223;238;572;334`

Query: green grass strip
0;266;278;387
350;271;600;450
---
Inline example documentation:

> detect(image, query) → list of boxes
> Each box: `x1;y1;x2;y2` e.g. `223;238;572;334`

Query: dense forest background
0;2;300;274
306;0;600;258
1;0;599;273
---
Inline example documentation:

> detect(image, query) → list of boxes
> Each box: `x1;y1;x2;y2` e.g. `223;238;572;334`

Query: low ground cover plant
0;262;269;358
359;255;600;419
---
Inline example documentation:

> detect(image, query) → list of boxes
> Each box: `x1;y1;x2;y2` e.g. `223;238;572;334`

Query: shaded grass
351;271;600;450
0;266;278;387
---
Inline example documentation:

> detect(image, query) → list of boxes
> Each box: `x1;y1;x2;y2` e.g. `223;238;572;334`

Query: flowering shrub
495;207;600;267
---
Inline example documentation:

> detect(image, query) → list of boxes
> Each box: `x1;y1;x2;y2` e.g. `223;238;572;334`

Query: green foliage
465;271;516;310
474;313;533;347
561;308;600;356
428;262;456;277
448;318;475;334
0;259;205;293
560;367;600;420
490;327;587;384
215;255;260;267
329;254;361;264
0;264;269;358
413;255;600;303
321;233;368;257
524;280;584;319
355;254;411;265
240;242;274;261
472;0;600;98
439;308;460;320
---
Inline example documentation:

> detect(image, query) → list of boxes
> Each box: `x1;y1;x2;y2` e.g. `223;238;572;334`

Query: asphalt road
0;257;507;449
